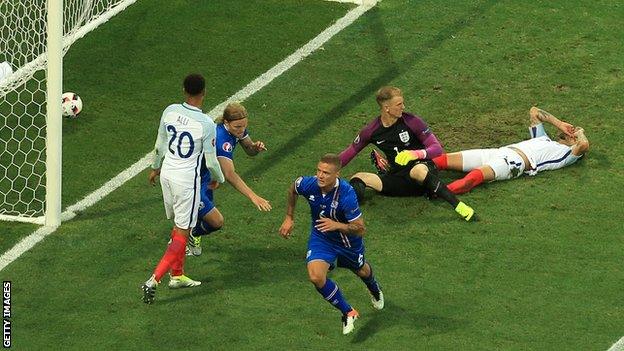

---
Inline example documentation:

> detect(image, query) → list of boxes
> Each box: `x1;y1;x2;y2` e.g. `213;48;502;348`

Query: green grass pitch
1;0;623;349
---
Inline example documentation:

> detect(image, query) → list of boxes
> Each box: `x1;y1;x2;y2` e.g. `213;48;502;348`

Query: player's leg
432;152;463;171
409;163;476;221
447;148;517;194
307;259;354;315
349;172;382;203
188;188;223;256
354;262;384;310
166;188;202;287
142;180;200;303
307;241;358;335
446;166;494;194
337;246;383;311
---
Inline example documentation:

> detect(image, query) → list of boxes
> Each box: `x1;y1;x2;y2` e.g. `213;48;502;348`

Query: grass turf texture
2;0;623;349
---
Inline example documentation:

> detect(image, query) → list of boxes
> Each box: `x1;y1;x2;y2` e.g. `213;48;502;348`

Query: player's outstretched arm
239;136;267;156
571;127;589;156
529;106;574;137
279;184;298;238
219;157;271;211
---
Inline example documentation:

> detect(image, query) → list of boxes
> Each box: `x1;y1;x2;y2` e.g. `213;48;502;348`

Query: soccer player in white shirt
432;107;589;194
141;74;225;304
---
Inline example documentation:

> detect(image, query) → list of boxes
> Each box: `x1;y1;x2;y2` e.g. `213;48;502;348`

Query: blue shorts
197;187;215;219
306;235;366;272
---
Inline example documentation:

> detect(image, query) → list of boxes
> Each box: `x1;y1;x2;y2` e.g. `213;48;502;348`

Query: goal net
0;0;137;225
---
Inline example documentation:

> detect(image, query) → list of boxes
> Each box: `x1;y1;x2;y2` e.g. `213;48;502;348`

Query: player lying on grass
340;86;476;221
431;107;589;194
279;153;384;335
187;102;271;256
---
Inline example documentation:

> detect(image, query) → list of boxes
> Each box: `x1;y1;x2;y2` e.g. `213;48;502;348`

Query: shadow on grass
156;242;303;304
242;0;499;180
351;300;467;343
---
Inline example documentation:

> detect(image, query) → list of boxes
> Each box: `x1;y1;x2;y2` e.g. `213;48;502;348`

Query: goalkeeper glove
395;149;427;166
370;149;389;174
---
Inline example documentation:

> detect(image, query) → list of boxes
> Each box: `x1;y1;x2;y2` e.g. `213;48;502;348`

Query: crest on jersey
399;130;410;143
222;142;233;152
308;195;315;202
354;134;361;144
331;200;338;209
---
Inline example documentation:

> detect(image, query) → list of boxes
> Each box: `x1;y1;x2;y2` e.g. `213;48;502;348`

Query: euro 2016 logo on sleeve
3;281;11;348
222;142;232;152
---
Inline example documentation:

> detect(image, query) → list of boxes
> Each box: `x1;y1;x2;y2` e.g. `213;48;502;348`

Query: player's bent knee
204;210;224;229
308;272;326;287
409;164;429;182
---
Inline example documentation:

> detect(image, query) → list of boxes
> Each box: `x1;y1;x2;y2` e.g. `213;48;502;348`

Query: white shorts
460;147;526;181
160;176;200;229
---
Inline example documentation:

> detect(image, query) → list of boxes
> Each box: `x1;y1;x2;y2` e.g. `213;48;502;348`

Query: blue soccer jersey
197;123;249;219
200;123;248;186
295;176;363;248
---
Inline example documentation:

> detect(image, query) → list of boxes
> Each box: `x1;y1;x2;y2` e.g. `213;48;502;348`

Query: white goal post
0;0;137;226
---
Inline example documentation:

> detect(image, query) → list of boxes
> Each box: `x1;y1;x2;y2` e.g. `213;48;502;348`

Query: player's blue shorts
197;187;215;219
305;234;366;272
193;188;216;236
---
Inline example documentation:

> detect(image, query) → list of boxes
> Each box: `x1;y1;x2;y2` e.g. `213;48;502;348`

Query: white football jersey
506;123;581;175
152;102;216;187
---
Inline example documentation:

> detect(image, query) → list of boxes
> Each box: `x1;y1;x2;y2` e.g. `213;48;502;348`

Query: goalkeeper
338;86;476;221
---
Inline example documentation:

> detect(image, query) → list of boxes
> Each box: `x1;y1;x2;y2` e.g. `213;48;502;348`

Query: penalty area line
0;1;377;273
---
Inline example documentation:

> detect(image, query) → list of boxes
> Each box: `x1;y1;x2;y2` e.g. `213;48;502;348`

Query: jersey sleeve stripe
347;212;363;222
536;149;573;169
187;154;202;228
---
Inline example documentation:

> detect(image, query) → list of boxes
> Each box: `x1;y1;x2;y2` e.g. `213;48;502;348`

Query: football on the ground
61;92;83;118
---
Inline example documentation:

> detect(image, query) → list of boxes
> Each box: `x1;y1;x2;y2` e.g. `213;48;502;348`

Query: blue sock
360;265;381;300
193;220;220;237
316;279;352;315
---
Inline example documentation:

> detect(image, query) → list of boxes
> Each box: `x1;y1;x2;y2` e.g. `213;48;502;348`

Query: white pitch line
608;337;624;351
0;1;377;273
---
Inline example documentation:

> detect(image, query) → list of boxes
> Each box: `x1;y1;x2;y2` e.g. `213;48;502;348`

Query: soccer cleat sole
141;284;156;304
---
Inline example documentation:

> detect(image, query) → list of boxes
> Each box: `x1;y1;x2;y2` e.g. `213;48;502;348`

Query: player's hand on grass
208;181;220;190
148;168;160;186
252;195;272;211
279;217;294;238
314;218;342;233
394;149;426;166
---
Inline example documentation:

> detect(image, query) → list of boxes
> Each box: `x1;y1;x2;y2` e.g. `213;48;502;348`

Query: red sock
153;229;187;282
447;169;484;194
171;245;186;277
432;154;448;169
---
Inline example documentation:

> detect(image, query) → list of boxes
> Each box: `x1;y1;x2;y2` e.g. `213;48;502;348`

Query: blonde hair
376;86;402;107
216;102;248;124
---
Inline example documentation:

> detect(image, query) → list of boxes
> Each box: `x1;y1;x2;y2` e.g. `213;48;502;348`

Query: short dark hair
319;153;341;171
183;74;205;96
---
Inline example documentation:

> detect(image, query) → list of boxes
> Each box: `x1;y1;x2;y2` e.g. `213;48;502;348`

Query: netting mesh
0;0;132;219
